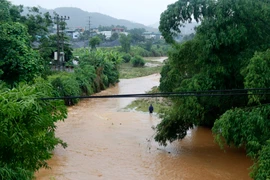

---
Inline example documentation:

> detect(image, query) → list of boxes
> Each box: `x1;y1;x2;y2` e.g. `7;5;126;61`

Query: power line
39;88;270;100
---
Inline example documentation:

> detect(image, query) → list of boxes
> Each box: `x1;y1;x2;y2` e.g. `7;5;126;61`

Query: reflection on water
36;74;252;180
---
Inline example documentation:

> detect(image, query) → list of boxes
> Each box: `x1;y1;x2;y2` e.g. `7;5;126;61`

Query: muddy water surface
36;74;252;180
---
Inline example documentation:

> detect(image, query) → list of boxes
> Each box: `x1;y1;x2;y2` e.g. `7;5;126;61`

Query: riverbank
119;57;166;79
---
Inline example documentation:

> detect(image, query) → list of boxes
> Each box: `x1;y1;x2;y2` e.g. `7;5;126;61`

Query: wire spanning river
36;73;252;180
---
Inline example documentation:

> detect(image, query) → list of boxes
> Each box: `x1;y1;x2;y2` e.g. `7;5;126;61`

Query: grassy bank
119;57;164;79
125;87;172;114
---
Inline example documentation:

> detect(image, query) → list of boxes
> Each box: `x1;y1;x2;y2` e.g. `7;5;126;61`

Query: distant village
63;27;163;41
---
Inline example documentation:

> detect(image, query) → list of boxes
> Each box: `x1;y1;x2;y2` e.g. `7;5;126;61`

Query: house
97;31;112;40
96;28;128;40
72;31;80;39
142;32;163;40
142;32;156;39
65;29;82;39
90;28;99;33
111;28;125;34
65;29;81;39
111;28;129;37
65;29;75;38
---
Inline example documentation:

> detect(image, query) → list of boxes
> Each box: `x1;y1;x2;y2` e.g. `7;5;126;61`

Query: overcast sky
10;0;178;25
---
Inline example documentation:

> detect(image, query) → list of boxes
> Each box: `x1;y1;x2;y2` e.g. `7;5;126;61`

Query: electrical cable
39;88;270;100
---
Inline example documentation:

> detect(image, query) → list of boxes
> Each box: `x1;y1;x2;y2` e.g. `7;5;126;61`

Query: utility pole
87;16;91;48
88;16;91;37
54;14;70;71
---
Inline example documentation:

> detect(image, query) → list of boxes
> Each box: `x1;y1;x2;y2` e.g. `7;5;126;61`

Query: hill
25;7;158;32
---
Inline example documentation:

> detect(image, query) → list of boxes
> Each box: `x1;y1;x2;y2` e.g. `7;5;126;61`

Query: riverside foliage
0;79;67;179
0;47;122;180
48;49;122;106
156;0;270;179
0;1;123;179
0;1;71;179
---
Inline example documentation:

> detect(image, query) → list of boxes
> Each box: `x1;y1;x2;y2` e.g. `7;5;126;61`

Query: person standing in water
149;104;154;114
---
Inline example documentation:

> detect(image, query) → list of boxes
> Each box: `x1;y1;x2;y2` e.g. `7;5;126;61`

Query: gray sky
10;0;177;25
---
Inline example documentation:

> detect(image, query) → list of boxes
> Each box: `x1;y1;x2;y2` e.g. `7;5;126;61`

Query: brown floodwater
36;74;252;180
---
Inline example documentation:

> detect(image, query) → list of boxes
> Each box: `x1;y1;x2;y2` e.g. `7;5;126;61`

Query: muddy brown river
36;74;252;180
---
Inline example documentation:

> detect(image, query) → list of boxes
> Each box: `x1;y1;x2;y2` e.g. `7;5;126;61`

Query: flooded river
36;74;252;180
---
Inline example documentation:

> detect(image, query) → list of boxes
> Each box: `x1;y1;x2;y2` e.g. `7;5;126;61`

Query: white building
142;32;162;40
98;31;112;40
119;32;129;36
73;31;80;39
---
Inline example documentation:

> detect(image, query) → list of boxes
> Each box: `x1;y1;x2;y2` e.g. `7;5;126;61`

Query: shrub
77;50;121;91
74;65;96;95
131;46;150;57
131;56;145;67
122;53;131;63
48;73;81;105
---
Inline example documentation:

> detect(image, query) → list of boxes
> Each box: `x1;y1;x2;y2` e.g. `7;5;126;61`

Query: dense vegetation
155;0;270;179
131;56;145;67
74;39;170;80
0;1;123;179
0;2;70;179
48;50;122;105
99;44;169;58
0;80;67;179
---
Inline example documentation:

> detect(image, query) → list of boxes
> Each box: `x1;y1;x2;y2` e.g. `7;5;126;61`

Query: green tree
144;39;153;51
182;33;195;42
131;55;145;67
19;7;53;42
110;32;119;41
0;0;57;79
0;0;52;42
156;0;270;178
128;28;146;43
0;0;11;22
77;49;122;91
96;33;106;42
119;34;131;53
98;25;127;32
89;36;102;50
0;22;43;86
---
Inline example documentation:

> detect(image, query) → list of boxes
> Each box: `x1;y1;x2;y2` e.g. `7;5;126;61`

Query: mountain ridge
25;6;159;32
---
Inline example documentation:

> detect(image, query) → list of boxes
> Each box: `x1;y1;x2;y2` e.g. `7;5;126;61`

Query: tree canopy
0;0;55;85
156;0;270;178
89;36;102;50
128;28;146;43
0;22;43;85
98;25;127;31
119;34;131;53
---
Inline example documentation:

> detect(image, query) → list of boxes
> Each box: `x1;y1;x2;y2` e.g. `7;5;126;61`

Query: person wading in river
149;104;154;115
